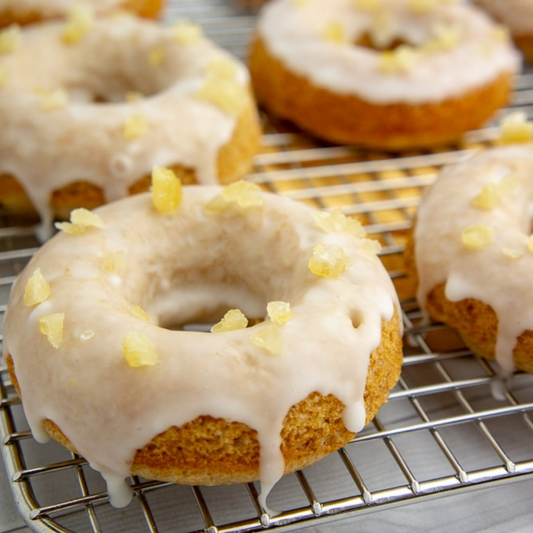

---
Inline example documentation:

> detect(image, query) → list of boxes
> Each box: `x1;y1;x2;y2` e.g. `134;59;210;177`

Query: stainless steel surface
1;1;533;532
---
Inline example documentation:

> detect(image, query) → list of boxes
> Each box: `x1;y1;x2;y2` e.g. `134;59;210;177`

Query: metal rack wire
2;1;533;532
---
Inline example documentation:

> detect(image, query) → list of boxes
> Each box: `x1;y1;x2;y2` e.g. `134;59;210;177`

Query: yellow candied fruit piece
205;181;264;213
425;23;461;52
149;47;164;66
322;21;346;44
470;183;498;210
313;209;366;237
123;113;148;140
24;268;51;307
122;331;159;367
55;207;105;235
267;301;292;326
39;88;68;111
251;325;282;356
211;309;249;333
461;225;495;251
502;247;525;259
0;24;21;54
0;64;9;88
355;0;381;10
62;3;94;44
308;243;351;278
39;313;65;349
151;165;182;214
499;112;533;144
379;45;419;74
408;0;436;12
206;56;238;81
196;76;246;115
103;251;125;274
492;24;510;43
528;235;533;254
173;20;203;45
362;237;382;255
125;91;143;103
128;304;154;323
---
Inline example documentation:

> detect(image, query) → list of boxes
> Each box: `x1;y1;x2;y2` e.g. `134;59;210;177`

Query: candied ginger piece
308;243;350;278
267;301;292;325
55;207;105;235
322;22;346;44
251;326;282;355
123;113;148;140
470;183;498;210
314;209;366;237
211;309;248;333
39;88;68;111
62;3;94;44
461;225;495;250
206;56;238;81
103;251;125;274
0;25;21;54
528;235;533;254
24;268;51;307
206;181;264;213
379;45;419;74
499;112;533;144
492;24;510;43
425;23;461;52
196;76;245;115
122;331;159;367
125;91;143;103
292;0;309;6
128;304;154;323
502;247;524;259
39;313;65;349
173;20;203;44
151;165;182;214
356;0;381;10
0;65;9;88
408;0;436;12
149;48;164;66
361;237;382;255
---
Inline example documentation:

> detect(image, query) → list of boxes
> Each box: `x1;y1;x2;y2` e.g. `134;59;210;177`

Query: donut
405;125;533;377
0;0;164;28
474;0;533;62
248;0;520;150
0;14;261;238
3;176;403;508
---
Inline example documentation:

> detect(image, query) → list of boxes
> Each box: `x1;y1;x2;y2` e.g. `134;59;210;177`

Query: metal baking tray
1;1;533;532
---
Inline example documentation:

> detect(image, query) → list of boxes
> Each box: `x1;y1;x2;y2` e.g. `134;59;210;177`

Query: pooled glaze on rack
0;15;252;236
413;143;533;376
256;0;520;104
2;186;400;509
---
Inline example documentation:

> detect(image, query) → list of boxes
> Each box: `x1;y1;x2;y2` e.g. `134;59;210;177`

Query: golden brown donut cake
0;15;261;238
249;0;520;150
0;0;164;27
3;178;403;509
474;0;533;62
405;137;533;377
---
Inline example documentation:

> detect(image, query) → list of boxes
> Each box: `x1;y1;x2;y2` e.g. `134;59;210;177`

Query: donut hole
355;32;410;52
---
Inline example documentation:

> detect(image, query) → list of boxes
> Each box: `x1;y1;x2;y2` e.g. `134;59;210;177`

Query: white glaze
3;187;400;509
0;0;133;18
0;16;254;235
413;144;533;376
256;0;520;104
475;0;533;37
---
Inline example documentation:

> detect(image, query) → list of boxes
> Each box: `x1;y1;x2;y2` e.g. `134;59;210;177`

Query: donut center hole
355;32;410;51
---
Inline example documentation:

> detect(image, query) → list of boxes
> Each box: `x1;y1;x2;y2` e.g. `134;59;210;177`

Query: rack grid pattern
2;2;533;532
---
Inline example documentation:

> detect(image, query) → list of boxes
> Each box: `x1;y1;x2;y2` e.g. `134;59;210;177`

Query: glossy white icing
475;0;533;37
256;0;520;104
4;186;398;506
3;186;399;509
0;16;253;236
413;144;533;376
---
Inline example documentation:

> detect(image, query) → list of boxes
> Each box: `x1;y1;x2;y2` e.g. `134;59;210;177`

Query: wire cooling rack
2;1;533;532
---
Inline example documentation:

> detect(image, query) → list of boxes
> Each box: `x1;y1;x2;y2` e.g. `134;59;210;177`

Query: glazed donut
0;15;261;238
405;140;533;377
0;0;164;28
249;0;520;150
3;177;403;508
474;0;533;62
